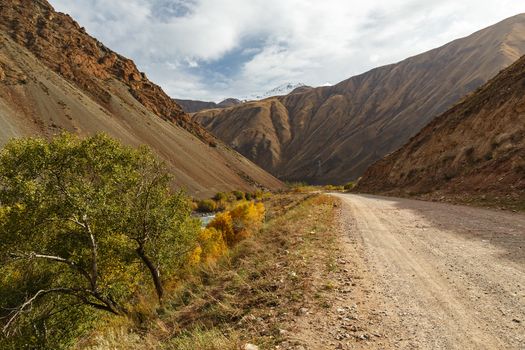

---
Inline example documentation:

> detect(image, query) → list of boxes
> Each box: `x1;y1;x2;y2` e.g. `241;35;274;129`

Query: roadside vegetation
74;192;339;349
0;134;268;349
287;181;355;193
0;133;341;349
195;191;266;213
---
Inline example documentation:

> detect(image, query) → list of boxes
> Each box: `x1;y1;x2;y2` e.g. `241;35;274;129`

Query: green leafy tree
0;133;198;344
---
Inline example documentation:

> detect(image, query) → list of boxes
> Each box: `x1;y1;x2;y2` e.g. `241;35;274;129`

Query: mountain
193;14;525;184
174;83;308;114
0;0;283;197
174;98;242;113
355;52;525;207
249;82;307;100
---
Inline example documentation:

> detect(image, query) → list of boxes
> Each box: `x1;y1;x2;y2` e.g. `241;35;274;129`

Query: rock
0;66;5;81
243;343;259;350
298;307;309;315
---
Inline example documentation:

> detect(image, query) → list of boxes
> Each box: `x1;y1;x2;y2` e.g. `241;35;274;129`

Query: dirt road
334;193;525;349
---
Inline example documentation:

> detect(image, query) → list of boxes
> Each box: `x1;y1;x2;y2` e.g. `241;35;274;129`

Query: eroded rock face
0;0;213;143
0;0;284;196
356;54;525;202
0;66;5;81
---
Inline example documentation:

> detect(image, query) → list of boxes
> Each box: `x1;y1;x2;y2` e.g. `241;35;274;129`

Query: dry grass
77;193;339;349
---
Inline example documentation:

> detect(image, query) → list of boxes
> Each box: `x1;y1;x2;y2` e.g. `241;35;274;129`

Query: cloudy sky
48;0;525;102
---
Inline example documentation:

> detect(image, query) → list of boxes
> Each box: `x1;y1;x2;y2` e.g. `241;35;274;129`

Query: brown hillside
355;53;525;207
0;0;283;197
174;98;242;113
193;14;525;184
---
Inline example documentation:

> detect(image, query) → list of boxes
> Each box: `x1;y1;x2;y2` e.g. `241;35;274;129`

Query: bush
245;192;253;200
232;190;245;200
190;200;199;211
215;199;227;212
344;182;355;191
206;201;265;247
228;202;265;245
197;199;217;213
213;192;228;201
207;212;235;246
196;228;228;264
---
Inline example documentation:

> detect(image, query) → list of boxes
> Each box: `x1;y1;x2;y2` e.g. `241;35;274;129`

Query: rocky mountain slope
193;14;525;184
0;0;282;197
174;98;242;113
355;52;525;207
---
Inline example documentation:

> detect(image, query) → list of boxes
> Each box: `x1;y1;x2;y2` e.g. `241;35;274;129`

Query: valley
192;14;525;184
0;0;524;349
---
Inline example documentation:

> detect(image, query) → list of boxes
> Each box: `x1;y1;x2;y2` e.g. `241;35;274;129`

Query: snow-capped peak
243;82;306;101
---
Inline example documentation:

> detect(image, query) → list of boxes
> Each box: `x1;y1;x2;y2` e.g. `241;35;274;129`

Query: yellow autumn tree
205;201;265;249
229;201;265;244
207;212;235;246
197;227;228;264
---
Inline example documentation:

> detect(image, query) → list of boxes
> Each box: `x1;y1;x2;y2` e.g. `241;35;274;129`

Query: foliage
286;181;317;193
231;191;245;201
252;190;264;200
207;201;265;247
213;192;228;201
207;212;235;246
0;133;199;348
343;182;355;191
196;228;228;264
229;202;265;244
197;199;217;213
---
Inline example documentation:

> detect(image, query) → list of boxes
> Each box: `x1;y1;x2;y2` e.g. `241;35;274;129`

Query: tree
0;133;198;341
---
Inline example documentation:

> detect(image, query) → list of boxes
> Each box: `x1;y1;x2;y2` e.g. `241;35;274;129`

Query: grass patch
78;192;339;349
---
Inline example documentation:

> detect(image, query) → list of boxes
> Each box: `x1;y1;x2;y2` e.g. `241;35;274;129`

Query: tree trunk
136;245;164;302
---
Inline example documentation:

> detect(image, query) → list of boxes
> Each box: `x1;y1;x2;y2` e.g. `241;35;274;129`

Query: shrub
232;190;245;200
215;199;227;212
197;199;217;213
343;182;355;191
245;192;253;200
228;202;265;245
197;228;228;264
206;201;265;247
190;200;199;211
213;192;228;201
207;212;235;246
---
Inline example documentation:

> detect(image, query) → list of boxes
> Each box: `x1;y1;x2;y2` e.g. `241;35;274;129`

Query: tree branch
82;215;98;292
2;288;75;336
10;252;92;285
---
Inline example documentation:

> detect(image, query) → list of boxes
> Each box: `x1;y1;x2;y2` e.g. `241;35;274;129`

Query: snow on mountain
242;82;306;101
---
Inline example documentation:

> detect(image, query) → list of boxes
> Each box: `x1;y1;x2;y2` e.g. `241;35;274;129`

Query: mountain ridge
174;98;242;113
193;13;525;184
0;0;283;197
355;50;525;207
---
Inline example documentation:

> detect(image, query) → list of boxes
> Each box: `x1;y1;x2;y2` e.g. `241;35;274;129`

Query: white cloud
48;0;525;101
